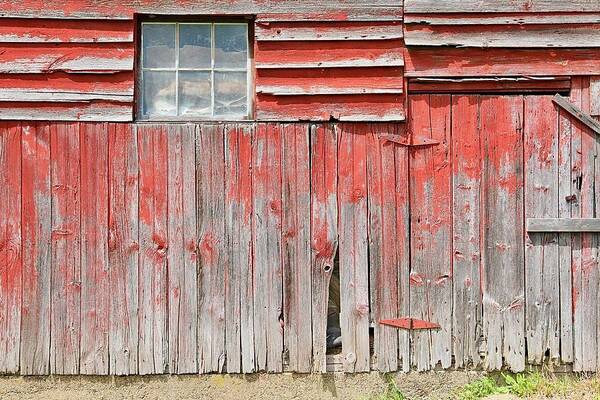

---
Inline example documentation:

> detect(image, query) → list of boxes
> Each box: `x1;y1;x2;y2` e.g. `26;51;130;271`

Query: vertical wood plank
409;94;453;371
80;122;110;375
137;124;168;375
197;124;226;373
367;124;399;372
395;127;411;373
451;95;483;369
481;95;525;372
252;123;284;373
557;98;574;364
282;123;312;373
591;76;600;116
572;77;598;371
224;124;255;373
108;123;139;375
0;122;22;374
168;124;198;374
338;123;370;373
310;123;338;373
50;122;81;375
20;123;51;375
524;95;560;365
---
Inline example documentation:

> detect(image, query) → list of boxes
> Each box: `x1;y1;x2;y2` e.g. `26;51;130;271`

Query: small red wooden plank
197;125;226;373
524;96;560;365
50;122;81;375
338;123;370;373
80;123;110;375
256;67;403;94
405;48;600;77
451;95;483;369
0;18;133;43
167;124;198;374
0;122;22;374
408;94;453;371
367;123;399;372
282;123;312;373
309;123;338;373
0;43;134;73
255;40;404;69
256;94;405;122
107;123;139;375
20;123;51;375
137;124;168;375
380;319;441;330
481;96;525;372
252;123;284;373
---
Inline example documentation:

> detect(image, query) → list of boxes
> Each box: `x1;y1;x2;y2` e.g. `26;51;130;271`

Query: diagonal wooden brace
553;94;600;136
379;318;441;330
379;134;440;147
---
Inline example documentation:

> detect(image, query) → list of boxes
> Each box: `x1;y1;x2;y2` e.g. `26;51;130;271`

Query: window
139;22;250;120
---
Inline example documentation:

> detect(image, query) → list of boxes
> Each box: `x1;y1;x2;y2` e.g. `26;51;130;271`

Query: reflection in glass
214;24;248;69
142;24;176;68
179;24;211;69
179;72;212;116
214;71;247;117
143;71;176;117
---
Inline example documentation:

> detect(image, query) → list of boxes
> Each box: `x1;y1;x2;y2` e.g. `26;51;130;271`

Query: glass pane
179;24;211;69
179;71;212;116
214;71;247;117
214;24;248;69
142;24;176;68
142;71;176;117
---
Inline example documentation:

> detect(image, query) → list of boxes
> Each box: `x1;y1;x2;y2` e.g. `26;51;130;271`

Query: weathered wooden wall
0;2;404;122
1;90;600;374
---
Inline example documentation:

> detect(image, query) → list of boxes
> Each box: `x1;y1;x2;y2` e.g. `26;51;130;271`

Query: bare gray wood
252;123;284;372
524;96;560;365
255;55;404;69
527;218;600;232
281;124;312;373
451;95;483;369
404;13;600;25
404;0;600;13
224;124;256;373
107;123;139;375
481;96;526;372
256;22;403;41
553;94;600;136
591;77;600;116
0;89;133;103
310;124;338;373
80;123;110;375
0;104;133;122
197;125;226;374
49;122;81;375
338;124;370;373
256;86;402;96
167;124;198;374
557;107;574;364
404;25;600;48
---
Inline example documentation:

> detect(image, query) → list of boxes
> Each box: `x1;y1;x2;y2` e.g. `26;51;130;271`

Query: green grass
455;372;574;399
371;378;408;400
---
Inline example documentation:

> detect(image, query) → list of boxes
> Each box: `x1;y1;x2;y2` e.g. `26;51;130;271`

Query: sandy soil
0;371;482;400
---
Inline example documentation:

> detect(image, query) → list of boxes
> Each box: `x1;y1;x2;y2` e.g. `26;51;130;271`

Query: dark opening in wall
326;251;341;355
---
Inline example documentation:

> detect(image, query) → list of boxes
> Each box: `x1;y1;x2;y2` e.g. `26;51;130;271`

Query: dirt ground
0;371;481;400
0;371;597;400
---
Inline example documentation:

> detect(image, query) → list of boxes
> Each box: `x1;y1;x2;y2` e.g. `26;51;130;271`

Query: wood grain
0;122;22;374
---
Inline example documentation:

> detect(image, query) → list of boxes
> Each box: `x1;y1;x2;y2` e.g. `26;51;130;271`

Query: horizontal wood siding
0;19;133;121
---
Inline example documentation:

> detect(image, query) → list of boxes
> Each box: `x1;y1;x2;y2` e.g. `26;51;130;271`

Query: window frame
136;18;254;122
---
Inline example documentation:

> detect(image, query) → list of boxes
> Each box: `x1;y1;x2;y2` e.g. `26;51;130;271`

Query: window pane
142;71;176;117
214;71;247;117
179;71;211;116
142;24;176;68
179;24;211;69
214;24;248;69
